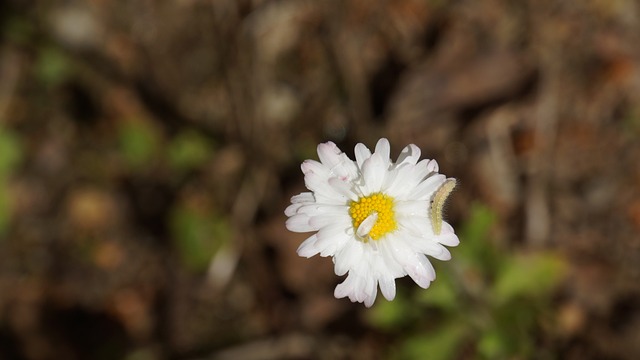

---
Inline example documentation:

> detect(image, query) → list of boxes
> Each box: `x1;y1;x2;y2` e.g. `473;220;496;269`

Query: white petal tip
356;212;378;238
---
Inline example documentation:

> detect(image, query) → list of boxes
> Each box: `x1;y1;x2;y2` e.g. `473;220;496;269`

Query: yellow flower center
348;193;397;240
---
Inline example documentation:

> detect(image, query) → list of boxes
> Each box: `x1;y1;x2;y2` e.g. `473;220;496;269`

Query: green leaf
118;120;161;169
486;302;537;358
414;275;458;311
398;322;467;360
0;179;10;236
456;203;502;275
477;327;507;359
167;130;213;172
367;292;417;331
0;128;22;236
170;207;230;272
460;203;496;244
0;128;23;176
36;47;72;86
493;253;567;304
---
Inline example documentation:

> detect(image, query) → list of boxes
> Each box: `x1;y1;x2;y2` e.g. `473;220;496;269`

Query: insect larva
430;179;456;235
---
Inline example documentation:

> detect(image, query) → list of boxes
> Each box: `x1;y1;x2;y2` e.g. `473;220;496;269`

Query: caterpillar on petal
430;178;456;235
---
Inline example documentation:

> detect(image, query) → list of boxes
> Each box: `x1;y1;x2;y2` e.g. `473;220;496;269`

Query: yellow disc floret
348;193;397;240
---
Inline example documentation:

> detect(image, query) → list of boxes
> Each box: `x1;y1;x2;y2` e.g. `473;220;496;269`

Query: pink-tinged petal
285;214;314;232
436;247;452;261
297;234;320;258
317;141;342;168
354;143;372;169
427;159;439;172
362;153;386;193
395;144;421;166
406;254;436;289
334;153;359;180
284;202;304;217
384;234;435;288
301;159;328;177
438;233;460;247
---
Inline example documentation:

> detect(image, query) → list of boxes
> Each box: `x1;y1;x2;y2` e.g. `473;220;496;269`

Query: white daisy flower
285;138;459;307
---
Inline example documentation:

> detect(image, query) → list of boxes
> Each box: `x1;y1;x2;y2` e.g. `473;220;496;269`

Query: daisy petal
363;278;378;307
284;202;304;217
379;274;396;301
394;200;429;217
291;192;314;203
317;141;342;168
285;214;313;232
427;159;439;172
413;174;446;200
328;177;359;201
356;213;378;238
334;241;360;276
437;222;460;246
334;273;356;299
406;254;436;289
301;160;328;177
362;153;386;193
396;144;421;166
374;138;391;164
297;234;320;258
414;240;452;260
309;214;350;229
354;143;372;169
316;224;351;256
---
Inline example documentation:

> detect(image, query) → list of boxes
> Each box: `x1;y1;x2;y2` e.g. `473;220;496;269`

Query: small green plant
367;203;566;359
0;127;23;235
167;130;214;174
170;203;231;273
36;47;72;87
117;119;162;170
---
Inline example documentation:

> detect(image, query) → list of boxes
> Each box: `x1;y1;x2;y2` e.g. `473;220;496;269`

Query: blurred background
1;0;640;359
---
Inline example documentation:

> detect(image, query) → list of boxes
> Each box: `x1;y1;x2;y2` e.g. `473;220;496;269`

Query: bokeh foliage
0;126;23;235
368;204;567;359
